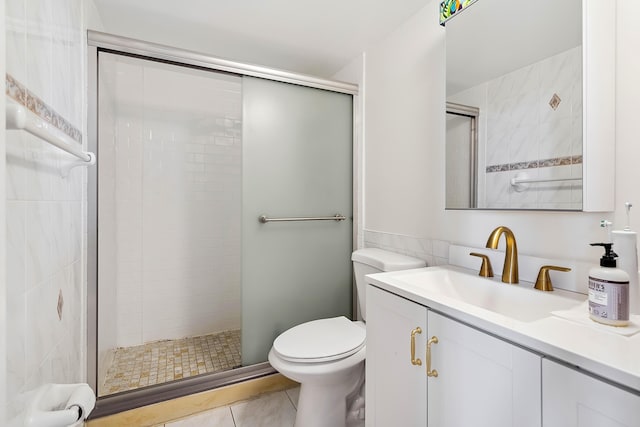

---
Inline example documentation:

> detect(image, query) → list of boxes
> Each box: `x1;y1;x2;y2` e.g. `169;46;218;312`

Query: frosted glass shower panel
242;76;354;365
97;52;243;388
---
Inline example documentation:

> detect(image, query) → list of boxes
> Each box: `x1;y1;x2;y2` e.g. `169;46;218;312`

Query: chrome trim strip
89;363;276;419
87;30;359;95
446;101;480;117
86;43;99;393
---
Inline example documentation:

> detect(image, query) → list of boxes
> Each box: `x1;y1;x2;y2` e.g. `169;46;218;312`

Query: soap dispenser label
588;283;608;306
588;277;629;321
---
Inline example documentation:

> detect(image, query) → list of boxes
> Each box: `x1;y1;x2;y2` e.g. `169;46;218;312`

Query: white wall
362;0;637;268
4;0;91;423
333;53;366;249
364;1;444;240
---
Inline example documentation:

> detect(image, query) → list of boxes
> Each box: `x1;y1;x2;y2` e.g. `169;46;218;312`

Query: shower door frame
86;31;360;417
445;102;479;209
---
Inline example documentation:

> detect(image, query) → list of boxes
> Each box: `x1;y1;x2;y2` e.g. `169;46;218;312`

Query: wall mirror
444;0;615;211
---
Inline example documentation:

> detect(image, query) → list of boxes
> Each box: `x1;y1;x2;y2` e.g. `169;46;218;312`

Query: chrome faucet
485;226;518;284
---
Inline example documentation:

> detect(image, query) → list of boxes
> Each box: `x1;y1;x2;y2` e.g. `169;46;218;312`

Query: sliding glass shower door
242;77;353;365
95;51;353;398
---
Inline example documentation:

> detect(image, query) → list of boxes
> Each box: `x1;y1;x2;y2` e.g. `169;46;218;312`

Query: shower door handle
258;214;347;223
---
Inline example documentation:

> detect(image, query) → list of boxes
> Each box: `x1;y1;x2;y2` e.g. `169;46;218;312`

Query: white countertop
366;265;640;392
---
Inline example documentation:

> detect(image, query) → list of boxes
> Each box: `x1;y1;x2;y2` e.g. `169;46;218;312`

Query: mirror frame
443;0;615;212
581;0;615;212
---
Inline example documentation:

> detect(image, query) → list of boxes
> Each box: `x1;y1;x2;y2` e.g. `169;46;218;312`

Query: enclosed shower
88;32;356;410
96;53;245;395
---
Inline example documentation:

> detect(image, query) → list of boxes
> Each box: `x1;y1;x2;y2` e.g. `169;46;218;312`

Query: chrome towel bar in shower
258;214;347;223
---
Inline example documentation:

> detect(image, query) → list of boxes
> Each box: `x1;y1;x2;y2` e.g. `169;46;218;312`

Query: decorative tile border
486;155;582;173
5;73;82;143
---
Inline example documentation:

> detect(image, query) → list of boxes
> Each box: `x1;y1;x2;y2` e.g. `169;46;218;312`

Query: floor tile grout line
285;389;296;410
230;404;238;427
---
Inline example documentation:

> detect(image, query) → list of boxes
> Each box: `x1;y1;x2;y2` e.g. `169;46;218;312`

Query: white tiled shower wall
96;70;117;383
449;46;583;209
98;55;242;353
5;0;86;421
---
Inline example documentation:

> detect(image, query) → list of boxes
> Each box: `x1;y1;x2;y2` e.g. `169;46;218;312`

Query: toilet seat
272;316;365;363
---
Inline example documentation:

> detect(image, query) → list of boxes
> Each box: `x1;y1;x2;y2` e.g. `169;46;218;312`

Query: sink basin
372;266;586;322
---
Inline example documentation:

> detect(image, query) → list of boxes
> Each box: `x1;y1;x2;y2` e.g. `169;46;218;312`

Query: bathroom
2;0;640;426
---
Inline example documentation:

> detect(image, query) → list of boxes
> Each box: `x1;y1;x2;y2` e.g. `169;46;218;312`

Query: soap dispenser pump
588;243;630;326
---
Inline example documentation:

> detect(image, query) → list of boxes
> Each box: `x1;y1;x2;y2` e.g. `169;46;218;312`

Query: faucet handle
535;265;571;291
470;253;494;278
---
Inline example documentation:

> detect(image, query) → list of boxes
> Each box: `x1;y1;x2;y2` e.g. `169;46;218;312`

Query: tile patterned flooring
163;387;366;427
102;330;242;395
164;388;300;427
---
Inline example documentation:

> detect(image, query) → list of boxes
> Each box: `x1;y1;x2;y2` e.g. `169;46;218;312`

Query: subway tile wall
96;69;117;385
97;54;243;355
5;0;86;422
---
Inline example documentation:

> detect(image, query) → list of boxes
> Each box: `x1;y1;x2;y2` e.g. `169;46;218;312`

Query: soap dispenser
588;243;630;326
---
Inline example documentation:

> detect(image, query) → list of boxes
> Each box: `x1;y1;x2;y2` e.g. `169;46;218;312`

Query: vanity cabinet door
366;285;428;427
542;359;640;427
427;311;541;427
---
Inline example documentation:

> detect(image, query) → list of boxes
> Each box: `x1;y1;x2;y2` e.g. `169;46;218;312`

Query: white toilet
268;248;426;427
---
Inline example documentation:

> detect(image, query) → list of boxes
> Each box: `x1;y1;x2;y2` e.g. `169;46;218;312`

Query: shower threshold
100;329;241;396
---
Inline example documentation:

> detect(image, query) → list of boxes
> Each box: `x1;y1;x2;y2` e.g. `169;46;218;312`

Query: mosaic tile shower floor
101;330;242;396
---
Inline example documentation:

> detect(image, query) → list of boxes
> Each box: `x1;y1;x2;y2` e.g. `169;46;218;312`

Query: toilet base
293;363;364;427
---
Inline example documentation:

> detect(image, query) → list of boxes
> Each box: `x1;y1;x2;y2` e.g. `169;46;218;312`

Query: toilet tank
351;248;426;321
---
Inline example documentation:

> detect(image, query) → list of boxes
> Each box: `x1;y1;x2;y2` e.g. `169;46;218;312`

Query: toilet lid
273;316;366;363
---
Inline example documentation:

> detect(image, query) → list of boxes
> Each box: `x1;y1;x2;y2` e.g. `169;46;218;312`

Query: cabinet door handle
410;327;422;366
426;336;439;377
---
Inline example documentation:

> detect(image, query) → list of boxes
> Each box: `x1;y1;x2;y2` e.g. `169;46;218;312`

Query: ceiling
91;0;430;78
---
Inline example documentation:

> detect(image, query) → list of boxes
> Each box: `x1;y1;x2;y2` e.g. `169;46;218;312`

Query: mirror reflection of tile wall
448;46;582;210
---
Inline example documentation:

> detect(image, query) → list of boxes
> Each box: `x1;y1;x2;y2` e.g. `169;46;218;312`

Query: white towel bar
6;101;96;165
511;172;582;192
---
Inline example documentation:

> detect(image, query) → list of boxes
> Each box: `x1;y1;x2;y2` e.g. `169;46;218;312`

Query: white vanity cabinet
366;285;428;426
542;359;640;427
427;310;541;427
366;285;541;427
